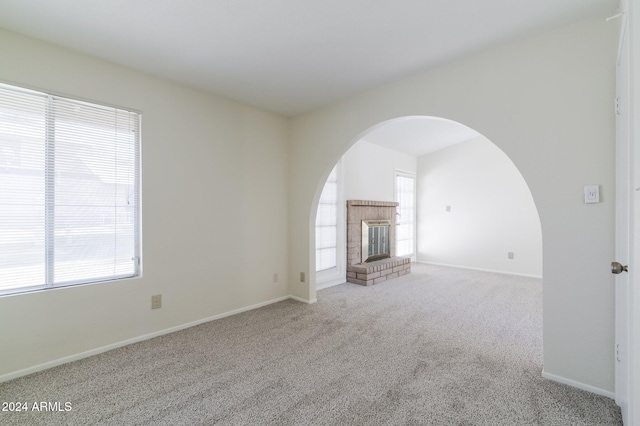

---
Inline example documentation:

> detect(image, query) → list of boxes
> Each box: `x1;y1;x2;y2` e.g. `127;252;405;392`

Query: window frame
0;81;142;296
315;160;346;289
394;169;416;260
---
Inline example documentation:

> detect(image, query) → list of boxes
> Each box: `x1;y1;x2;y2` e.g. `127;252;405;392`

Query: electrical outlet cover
151;294;162;309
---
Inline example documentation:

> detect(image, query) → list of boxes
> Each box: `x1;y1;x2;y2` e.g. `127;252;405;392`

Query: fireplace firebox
361;219;391;263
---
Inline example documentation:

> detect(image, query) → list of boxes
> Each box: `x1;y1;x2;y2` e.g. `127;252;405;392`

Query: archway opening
312;115;542;290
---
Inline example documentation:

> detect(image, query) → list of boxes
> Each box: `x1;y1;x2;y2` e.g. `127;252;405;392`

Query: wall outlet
300;272;306;283
151;294;162;309
446;205;451;212
508;252;514;260
273;273;279;283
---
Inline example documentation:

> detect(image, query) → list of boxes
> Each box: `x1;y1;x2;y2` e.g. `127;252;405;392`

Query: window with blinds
315;165;339;272
395;170;415;257
0;83;141;295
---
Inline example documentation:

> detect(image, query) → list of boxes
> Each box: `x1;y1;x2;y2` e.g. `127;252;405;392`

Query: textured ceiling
0;0;618;116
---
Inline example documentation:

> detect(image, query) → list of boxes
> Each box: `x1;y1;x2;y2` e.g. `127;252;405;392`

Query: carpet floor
0;264;622;425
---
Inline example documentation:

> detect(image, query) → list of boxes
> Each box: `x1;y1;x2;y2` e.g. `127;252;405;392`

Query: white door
614;4;631;423
615;10;632;424
629;0;640;418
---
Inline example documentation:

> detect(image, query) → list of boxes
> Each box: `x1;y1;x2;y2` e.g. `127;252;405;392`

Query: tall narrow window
0;83;141;295
395;170;415;258
316;164;339;271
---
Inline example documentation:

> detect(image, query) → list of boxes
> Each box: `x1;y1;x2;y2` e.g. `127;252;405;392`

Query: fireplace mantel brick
346;200;411;286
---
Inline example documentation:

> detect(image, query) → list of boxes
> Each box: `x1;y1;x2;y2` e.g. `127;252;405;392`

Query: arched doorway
312;116;542;290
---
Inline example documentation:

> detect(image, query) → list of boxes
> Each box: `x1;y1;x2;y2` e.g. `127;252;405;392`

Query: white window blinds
0;83;141;294
395;171;415;257
316;165;338;271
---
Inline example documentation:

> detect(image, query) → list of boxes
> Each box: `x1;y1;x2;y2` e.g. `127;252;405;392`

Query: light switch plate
584;185;599;204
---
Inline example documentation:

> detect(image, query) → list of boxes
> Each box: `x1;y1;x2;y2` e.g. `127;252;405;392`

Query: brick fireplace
346;200;411;286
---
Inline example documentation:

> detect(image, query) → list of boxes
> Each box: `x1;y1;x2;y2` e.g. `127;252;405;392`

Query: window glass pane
316;204;337;227
397;240;411;258
397;223;410;241
0;87;46;291
395;172;415;257
319;181;337;204
52;100;137;284
316;225;337;249
316;247;337;271
316;164;339;271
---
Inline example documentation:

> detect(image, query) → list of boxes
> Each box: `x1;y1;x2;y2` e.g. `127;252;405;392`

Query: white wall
289;17;617;394
0;29;290;378
417;136;542;277
342;139;417;202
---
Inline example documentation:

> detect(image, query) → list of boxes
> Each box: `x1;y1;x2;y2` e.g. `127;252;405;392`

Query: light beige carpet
0;264;622;425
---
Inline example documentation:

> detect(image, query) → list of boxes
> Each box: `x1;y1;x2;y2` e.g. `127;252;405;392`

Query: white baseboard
0;294;302;383
416;261;543;279
289;295;317;304
541;370;615;399
316;279;346;291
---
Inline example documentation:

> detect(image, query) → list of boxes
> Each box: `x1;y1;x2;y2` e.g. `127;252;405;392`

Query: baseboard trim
416;261;543;279
316;279;346;291
289;295;317;304
541;370;615;399
0;294;302;384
